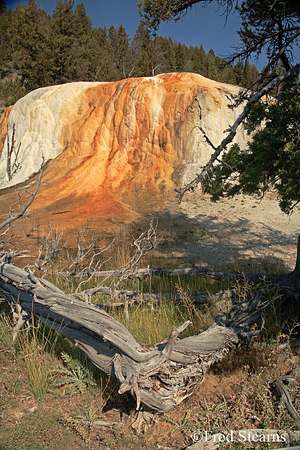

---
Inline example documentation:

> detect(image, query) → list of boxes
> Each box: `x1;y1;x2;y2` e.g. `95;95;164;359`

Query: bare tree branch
73;218;160;299
6;123;21;182
0;162;44;232
33;222;65;274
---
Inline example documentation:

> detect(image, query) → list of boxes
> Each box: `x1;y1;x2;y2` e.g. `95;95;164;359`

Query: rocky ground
1;180;299;275
167;191;300;273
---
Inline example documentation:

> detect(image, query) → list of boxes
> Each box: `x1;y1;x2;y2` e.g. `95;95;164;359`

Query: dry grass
159;342;300;449
1;226;300;449
1;297;300;449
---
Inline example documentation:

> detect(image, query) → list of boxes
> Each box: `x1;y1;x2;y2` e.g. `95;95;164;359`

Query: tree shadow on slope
130;207;297;275
0;176;297;275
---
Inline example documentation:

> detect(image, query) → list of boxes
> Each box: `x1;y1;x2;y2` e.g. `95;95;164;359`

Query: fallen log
75;285;236;308
59;265;285;284
0;134;297;422
0;261;276;415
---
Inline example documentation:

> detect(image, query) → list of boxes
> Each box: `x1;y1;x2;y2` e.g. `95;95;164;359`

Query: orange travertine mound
0;73;247;224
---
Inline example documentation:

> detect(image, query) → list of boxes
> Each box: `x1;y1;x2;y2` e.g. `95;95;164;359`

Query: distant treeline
0;0;259;111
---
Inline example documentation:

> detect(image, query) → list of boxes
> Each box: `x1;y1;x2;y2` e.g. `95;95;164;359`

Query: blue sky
5;0;264;67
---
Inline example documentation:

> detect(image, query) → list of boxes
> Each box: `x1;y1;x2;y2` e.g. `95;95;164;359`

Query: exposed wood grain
0;261;287;414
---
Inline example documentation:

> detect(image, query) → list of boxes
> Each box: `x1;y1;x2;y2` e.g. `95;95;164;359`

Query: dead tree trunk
289;234;300;288
0;261;274;415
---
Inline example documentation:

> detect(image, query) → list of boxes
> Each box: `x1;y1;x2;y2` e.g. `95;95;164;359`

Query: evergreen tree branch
175;62;300;202
138;0;236;32
227;26;300;68
253;27;300;93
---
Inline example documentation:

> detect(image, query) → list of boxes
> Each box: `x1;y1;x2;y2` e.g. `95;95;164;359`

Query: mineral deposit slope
0;73;248;221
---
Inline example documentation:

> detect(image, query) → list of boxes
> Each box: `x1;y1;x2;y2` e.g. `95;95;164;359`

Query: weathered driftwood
0;261;271;414
0;168;284;416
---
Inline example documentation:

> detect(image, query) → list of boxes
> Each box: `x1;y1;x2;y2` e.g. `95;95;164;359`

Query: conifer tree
0;2;26;110
88;27;119;81
0;0;10;76
10;0;52;91
131;23;158;77
73;2;92;38
190;45;207;76
174;42;188;71
206;49;219;80
203;77;300;213
240;61;259;88
49;1;95;83
139;0;300;213
153;36;177;73
108;25;131;78
0;0;6;14
50;0;77;84
69;3;93;80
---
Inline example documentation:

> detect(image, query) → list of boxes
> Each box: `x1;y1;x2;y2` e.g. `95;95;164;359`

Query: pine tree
233;60;243;85
131;23;158;77
49;0;76;84
48;0;95;83
10;0;52;91
108;25;131;78
0;1;10;76
190;45;207;76
0;3;27;111
240;61;259;88
206;49;219;80
204;78;300;213
219;63;237;84
0;0;6;15
152;36;177;73
68;3;94;81
174;42;188;71
88;27;119;81
73;3;92;38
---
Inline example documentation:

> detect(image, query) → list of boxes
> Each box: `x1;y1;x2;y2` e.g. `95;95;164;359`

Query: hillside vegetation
0;0;259;114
